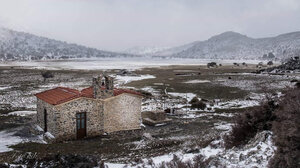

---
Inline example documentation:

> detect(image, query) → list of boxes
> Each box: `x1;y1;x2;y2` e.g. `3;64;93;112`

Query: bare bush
268;89;300;168
224;87;300;167
41;71;54;82
189;97;206;110
224;99;277;149
157;154;212;168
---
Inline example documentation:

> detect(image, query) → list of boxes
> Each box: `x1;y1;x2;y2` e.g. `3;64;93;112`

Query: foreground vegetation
224;87;300;168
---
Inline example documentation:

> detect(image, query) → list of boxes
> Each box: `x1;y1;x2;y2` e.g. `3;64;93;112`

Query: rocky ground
0;63;299;167
263;57;300;73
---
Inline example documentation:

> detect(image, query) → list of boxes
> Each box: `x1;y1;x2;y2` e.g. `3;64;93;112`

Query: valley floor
0;62;299;167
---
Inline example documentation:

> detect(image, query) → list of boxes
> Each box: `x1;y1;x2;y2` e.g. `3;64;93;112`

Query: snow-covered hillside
172;31;300;60
0;27;135;61
1;27;300;61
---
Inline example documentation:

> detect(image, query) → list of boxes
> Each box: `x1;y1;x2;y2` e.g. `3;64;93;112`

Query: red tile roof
35;86;142;105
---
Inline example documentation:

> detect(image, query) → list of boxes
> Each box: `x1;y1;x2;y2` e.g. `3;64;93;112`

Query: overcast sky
0;0;299;51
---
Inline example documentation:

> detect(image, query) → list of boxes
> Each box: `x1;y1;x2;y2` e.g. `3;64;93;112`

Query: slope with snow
172;31;300;60
0;27;135;61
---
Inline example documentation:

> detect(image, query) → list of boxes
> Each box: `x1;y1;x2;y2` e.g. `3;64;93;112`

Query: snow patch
115;74;155;85
0;86;11;90
107;131;276;168
35;125;44;132
104;163;127;168
184;80;211;84
45;132;55;139
8;111;36;116
0;130;23;153
168;92;196;102
214;122;233;131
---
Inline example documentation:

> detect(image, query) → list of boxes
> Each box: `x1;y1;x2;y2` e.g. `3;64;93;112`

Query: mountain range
126;31;300;60
0;27;135;61
0;27;300;61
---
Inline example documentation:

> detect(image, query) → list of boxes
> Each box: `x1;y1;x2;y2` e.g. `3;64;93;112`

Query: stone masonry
35;75;142;141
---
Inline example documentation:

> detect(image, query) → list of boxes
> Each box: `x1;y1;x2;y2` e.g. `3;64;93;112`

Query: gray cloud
0;0;299;51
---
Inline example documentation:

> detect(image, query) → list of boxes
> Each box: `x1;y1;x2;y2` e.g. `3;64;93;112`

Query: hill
0;27;135;61
171;31;300;60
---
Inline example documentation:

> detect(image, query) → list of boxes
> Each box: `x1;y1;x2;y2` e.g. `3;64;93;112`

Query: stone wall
103;93;142;133
54;97;103;140
144;111;166;121
37;92;142;141
36;98;58;136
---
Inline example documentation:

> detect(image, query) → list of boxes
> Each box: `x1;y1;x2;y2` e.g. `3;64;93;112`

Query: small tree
191;101;206;110
207;62;217;68
41;71;54;82
189;97;206;110
267;61;273;66
233;63;239;66
189;97;199;104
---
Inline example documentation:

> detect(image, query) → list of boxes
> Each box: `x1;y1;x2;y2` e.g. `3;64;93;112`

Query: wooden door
76;112;86;139
44;109;47;132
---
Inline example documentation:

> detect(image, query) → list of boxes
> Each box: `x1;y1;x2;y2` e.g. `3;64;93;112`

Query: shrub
189;97;199;104
207;62;217;68
224;99;277;149
41;71;54;81
224;88;300;167
267;61;273;66
233;63;239;66
189;97;206;110
191;101;206;110
157;154;211;168
268;89;300;168
295;82;300;88
138;90;152;97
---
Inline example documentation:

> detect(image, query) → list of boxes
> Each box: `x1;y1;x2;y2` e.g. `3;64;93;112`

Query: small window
81;118;85;128
77;119;81;129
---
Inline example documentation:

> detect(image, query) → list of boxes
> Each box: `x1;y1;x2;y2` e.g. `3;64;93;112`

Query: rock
257;145;261;150
184;148;200;154
117;69;137;76
265;57;300;73
142;133;153;140
257;156;263;164
239;153;246;161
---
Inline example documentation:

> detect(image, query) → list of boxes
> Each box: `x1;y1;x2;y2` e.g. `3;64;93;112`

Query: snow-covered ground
183;80;211;84
7;111;36;116
180;112;234;119
0;58;266;70
0;130;23;153
115;74;155;85
0;86;11;90
104;131;276;168
142;87;263;114
0;126;47;153
168;92;197;102
216;74;296;91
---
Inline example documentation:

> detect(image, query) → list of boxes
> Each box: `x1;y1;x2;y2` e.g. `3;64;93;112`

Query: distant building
35;75;142;141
